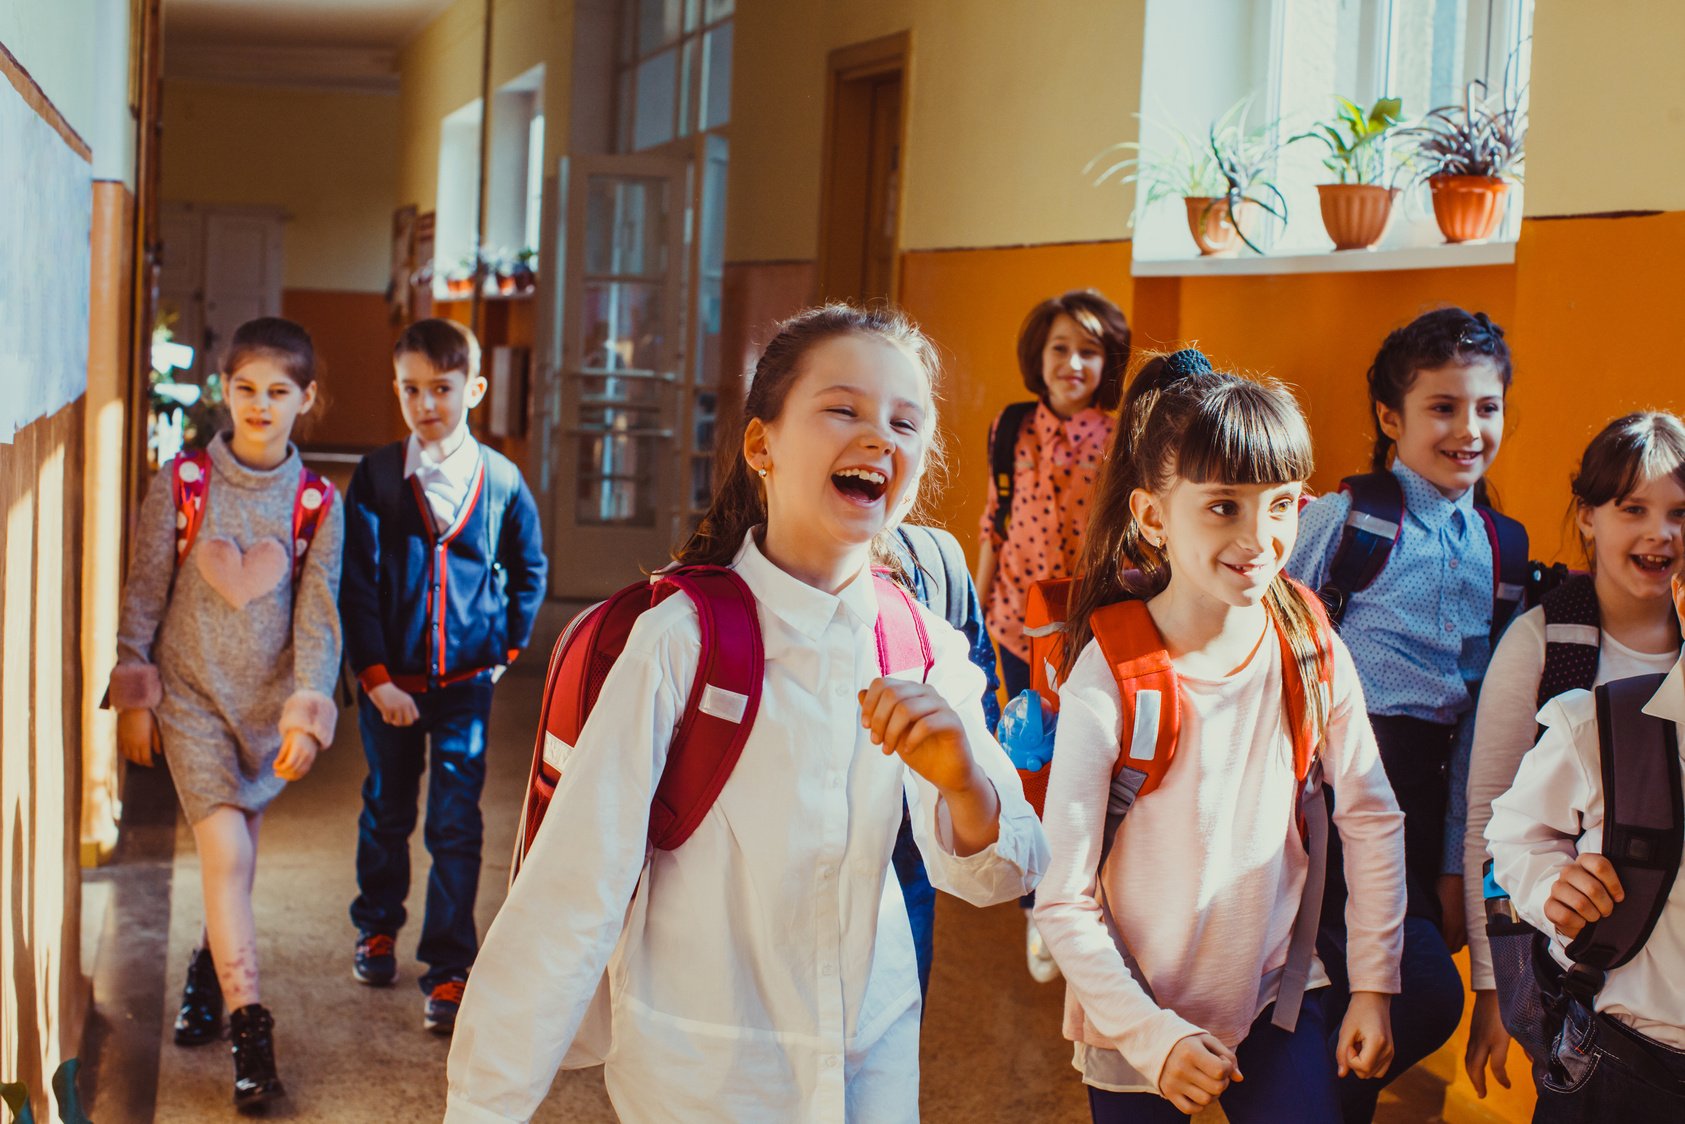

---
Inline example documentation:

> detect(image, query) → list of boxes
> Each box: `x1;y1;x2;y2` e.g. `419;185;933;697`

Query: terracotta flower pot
1184;196;1258;256
1428;175;1510;243
1316;184;1398;251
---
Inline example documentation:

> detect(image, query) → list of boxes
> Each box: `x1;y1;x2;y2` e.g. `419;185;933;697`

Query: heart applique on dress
194;537;290;609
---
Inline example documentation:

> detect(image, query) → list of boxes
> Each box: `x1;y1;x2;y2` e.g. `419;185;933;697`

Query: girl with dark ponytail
1287;306;1517;1121
446;304;1047;1121
1034;353;1406;1122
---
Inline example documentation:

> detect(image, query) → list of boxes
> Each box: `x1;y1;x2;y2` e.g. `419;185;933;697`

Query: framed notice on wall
388;204;418;324
412;210;436;322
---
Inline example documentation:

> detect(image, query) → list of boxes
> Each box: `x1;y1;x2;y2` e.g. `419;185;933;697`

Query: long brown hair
1061;355;1329;744
674;303;944;569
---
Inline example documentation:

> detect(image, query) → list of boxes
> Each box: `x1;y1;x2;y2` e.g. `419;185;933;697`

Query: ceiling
164;0;459;89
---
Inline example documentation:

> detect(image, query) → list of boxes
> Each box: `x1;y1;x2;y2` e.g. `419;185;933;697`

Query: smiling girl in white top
1034;357;1405;1122
443;305;1047;1124
1462;412;1685;1098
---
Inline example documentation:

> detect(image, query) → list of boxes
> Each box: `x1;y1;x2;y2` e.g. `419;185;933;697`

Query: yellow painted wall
1523;0;1685;216
395;0;573;212
160;79;400;292
727;0;1145;262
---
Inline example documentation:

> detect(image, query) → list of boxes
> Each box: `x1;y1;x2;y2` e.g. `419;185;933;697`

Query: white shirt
1487;654;1685;1047
404;428;481;533
444;533;1047;1123
1035;624;1405;1091
1463;605;1682;988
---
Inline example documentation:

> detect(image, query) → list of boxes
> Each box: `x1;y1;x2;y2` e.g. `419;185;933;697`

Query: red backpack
171;447;336;585
512;565;935;876
1019;574;1338;1031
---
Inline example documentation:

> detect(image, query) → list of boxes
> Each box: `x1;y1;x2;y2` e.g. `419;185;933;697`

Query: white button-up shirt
404;428;481;533
1488;654;1685;1047
444;533;1046;1123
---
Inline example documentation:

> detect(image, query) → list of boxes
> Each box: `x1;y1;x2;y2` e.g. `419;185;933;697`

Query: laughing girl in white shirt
444;305;1047;1123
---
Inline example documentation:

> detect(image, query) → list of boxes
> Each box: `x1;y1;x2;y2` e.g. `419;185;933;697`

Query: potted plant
1088;99;1287;256
510;247;538;295
1291;96;1406;250
445;256;477;299
1405;79;1526;243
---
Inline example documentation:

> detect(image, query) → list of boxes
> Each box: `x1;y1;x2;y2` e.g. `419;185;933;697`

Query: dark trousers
890;807;934;1005
1534;1002;1685;1121
997;645;1031;700
1316;714;1465;1122
350;678;493;993
1085;993;1341;1123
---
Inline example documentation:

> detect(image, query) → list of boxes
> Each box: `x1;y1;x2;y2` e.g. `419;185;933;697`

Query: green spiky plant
1290;96;1406;185
1404;78;1527;183
1086;98;1287;254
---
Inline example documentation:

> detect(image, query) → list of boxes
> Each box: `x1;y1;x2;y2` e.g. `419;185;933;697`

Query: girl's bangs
1175;384;1314;487
1583;416;1685;506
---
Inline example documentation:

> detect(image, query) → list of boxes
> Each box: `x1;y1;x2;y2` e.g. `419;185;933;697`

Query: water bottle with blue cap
998;690;1058;773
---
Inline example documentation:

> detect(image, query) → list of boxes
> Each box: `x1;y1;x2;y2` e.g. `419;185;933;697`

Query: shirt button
818;865;833;879
1443;622;1455;633
821;962;835;977
833;684;851;698
1449;559;1459;569
824;1055;840;1070
830;771;845;789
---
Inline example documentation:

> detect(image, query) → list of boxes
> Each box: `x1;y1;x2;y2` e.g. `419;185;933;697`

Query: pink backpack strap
872;573;934;680
170;449;213;566
291;468;336;585
645;566;766;849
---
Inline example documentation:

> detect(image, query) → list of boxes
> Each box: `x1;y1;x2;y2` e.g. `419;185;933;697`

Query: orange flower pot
1428;175;1510;243
1316;184;1399;251
1184;196;1259;256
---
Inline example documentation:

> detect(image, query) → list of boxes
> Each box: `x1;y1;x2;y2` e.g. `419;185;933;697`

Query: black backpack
988;402;1038;539
1484;671;1682;1075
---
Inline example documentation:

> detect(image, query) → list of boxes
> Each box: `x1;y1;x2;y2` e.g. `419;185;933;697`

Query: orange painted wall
897;241;1132;556
281;289;408;451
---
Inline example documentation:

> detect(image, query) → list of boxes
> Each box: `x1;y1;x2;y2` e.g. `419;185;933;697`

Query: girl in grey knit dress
109;318;342;1110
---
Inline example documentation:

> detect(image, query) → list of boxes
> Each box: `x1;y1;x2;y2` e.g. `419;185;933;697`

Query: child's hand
1158;1033;1241;1114
858;679;974;792
1336;991;1394;1080
274;730;321;781
1545;853;1624;939
117;708;158;767
369;683;420;727
1464;990;1513;1097
1437;873;1467;953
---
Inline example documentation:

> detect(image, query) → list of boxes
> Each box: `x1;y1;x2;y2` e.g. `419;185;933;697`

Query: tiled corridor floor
80;602;1452;1122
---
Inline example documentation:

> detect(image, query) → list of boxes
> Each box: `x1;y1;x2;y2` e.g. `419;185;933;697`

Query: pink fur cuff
108;663;162;710
279;690;338;746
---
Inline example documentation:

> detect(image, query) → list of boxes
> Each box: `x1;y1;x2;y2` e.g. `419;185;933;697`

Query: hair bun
1472;311;1505;338
1163;348;1215;377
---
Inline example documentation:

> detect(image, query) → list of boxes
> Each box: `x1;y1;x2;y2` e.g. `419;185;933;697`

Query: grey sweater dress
112;435;344;823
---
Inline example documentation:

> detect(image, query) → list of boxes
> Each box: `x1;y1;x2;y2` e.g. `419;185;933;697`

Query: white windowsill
1131;240;1517;278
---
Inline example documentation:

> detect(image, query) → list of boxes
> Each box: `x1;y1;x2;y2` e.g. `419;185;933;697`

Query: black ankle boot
174;946;223;1046
229;1003;285;1109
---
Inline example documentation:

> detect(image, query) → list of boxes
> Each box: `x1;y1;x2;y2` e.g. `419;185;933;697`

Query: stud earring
757;465;768;478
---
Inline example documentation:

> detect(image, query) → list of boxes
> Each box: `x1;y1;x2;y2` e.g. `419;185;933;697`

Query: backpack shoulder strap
290;467;336;586
1089;599;1180;808
1321;472;1404;625
645;566;767;850
872;573;935;681
990;401;1038;540
930;527;970;630
1538;573;1602;709
898;526;950;628
1564;672;1682;985
1477;506;1531;648
170;449;213;566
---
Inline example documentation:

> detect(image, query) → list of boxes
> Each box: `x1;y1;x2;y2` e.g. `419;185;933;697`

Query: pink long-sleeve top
1033;617;1406;1092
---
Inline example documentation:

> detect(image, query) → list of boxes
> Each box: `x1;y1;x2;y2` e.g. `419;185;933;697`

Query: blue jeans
891;807;934;1005
1085;993;1341;1123
1533;1001;1685;1122
350;678;492;993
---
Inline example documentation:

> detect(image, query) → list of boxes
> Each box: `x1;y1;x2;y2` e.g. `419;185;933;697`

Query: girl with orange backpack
445;306;1046;1123
1033;354;1406;1122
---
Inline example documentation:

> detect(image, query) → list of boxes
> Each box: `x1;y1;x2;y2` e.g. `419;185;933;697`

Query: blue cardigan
340;440;547;691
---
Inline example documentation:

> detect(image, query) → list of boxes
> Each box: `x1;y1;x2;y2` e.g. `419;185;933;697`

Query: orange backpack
1018;574;1338;1032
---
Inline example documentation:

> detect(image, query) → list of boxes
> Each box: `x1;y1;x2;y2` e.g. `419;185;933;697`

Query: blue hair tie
1162;348;1214;378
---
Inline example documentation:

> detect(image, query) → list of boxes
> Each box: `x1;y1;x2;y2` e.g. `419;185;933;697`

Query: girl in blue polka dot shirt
1287;307;1515;1122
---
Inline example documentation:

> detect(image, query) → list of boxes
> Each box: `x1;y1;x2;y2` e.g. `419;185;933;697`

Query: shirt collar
1393;459;1476;531
730;529;879;642
1033;401;1107;445
1642;652;1685;727
404;428;480;480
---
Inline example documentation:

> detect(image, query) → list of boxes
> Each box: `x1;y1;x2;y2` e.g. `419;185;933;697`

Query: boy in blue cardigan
339;319;547;1033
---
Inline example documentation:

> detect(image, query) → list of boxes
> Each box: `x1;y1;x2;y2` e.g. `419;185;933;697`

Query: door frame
816;30;911;305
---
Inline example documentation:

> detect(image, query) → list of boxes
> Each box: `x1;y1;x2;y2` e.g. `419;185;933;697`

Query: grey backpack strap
900;526;947;622
1562;672;1681;1000
927;526;969;630
1272;759;1329;1031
